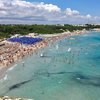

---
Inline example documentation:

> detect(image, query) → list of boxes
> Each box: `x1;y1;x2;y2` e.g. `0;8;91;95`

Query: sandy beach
0;30;88;69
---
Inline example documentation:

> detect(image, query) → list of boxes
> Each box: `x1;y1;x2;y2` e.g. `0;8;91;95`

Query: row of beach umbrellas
8;37;43;45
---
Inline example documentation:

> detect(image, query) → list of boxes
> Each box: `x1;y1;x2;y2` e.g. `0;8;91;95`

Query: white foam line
7;64;17;72
3;74;8;81
0;74;8;83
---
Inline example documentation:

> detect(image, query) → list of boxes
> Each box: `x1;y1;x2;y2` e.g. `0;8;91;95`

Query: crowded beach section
0;29;88;67
0;39;48;67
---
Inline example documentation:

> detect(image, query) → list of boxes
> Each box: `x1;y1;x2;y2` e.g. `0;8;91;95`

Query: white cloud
65;8;80;16
35;2;61;12
86;14;92;19
0;0;100;24
0;11;7;15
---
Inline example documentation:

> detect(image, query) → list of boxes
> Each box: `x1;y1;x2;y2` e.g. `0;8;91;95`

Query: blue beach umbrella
8;37;43;45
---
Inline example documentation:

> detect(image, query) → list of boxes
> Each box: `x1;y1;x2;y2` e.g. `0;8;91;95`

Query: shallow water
0;31;100;100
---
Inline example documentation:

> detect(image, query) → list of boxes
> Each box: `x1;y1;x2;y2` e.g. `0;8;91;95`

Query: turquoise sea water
0;31;100;100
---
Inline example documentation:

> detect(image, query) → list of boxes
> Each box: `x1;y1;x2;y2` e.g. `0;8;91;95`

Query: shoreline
0;30;89;70
0;96;33;100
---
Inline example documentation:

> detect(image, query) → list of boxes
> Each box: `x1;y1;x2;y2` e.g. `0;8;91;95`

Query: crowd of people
0;30;87;67
0;40;48;67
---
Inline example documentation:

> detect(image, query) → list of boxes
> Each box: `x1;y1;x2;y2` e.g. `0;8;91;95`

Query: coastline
0;29;90;98
0;30;89;70
0;96;33;100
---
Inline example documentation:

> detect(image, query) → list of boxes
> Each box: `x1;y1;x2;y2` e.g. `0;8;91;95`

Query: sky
28;0;100;16
0;0;100;24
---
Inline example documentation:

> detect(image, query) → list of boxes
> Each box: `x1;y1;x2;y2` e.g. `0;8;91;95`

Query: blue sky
0;0;100;24
27;0;100;16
